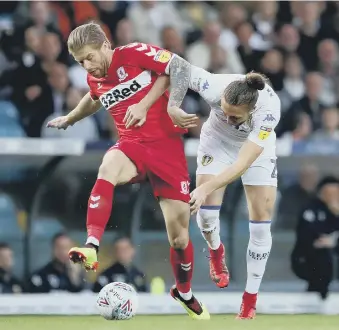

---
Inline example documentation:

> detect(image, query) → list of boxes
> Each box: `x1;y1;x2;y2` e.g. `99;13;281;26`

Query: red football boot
208;243;230;288
236;292;257;319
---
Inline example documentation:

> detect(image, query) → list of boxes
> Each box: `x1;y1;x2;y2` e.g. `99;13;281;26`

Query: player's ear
102;41;111;51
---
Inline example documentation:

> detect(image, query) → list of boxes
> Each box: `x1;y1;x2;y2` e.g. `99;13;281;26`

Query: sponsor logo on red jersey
99;71;152;109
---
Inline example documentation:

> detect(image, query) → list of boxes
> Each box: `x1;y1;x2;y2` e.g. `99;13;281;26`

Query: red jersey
87;42;185;141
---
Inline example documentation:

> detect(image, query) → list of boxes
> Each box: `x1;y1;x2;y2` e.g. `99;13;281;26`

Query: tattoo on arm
168;56;191;108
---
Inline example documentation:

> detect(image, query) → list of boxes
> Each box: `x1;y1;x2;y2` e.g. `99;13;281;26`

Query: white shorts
196;135;278;187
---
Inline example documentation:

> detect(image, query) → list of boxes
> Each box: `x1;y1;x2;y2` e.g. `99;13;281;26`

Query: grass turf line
1;315;339;330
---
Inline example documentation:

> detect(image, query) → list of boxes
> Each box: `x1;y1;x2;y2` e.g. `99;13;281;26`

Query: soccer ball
96;282;138;320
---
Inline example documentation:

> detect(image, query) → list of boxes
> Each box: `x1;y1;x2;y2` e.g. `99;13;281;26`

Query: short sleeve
117;43;175;75
248;99;281;148
188;65;213;94
189;72;243;105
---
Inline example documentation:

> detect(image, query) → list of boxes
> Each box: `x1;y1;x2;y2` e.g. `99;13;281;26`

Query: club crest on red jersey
117;67;128;81
180;181;190;195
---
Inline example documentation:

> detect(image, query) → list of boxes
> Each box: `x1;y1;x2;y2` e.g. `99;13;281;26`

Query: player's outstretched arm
47;92;102;129
67;92;102;125
167;56;191;109
207;140;263;190
165;56;199;128
189;140;263;214
166;56;212;106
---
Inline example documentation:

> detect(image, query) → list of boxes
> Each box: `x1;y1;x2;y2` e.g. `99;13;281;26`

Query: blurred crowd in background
1;1;339;298
0;233;148;294
0;1;339;149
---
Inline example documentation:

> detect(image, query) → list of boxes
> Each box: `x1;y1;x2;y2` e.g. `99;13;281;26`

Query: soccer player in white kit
125;54;281;319
187;70;281;319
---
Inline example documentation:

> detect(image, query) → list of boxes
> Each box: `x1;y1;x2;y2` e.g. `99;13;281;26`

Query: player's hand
25;85;42;101
314;234;337;248
167;106;198;129
123;103;148;129
190;184;210;214
46;116;72;130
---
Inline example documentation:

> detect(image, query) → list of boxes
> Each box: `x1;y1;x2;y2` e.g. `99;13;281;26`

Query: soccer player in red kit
47;23;209;320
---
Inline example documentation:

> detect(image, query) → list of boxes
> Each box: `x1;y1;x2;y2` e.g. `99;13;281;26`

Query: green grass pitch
1;315;339;330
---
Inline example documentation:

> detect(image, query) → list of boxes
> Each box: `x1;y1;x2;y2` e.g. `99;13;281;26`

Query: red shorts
109;137;190;203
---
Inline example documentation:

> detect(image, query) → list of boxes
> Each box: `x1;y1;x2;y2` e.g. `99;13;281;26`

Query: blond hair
67;22;110;54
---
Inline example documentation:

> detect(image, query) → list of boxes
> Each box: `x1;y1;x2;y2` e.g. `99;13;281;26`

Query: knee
162;201;190;249
98;151;129;184
169;233;189;250
251;206;272;221
98;161;119;184
98;161;110;178
197;207;220;233
250;196;275;220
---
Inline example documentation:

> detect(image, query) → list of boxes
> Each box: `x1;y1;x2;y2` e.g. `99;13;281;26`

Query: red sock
170;240;194;293
86;179;114;245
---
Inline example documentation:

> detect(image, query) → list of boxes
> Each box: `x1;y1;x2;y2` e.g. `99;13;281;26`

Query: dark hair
317;176;339;192
52;232;69;245
223;72;266;109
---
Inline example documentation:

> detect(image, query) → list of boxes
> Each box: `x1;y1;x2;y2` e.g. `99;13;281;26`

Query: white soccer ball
96;282;138;320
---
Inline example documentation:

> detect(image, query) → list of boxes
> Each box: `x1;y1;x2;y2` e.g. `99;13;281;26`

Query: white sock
86;236;99;247
178;289;192;300
245;221;272;294
197;207;221;250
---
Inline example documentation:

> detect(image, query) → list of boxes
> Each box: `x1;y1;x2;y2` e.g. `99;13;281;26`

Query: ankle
209;243;223;254
244;291;258;300
178;288;192;301
85;243;99;253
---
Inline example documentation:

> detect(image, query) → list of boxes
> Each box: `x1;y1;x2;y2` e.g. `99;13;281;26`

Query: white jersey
189;67;281;149
190;66;281;186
